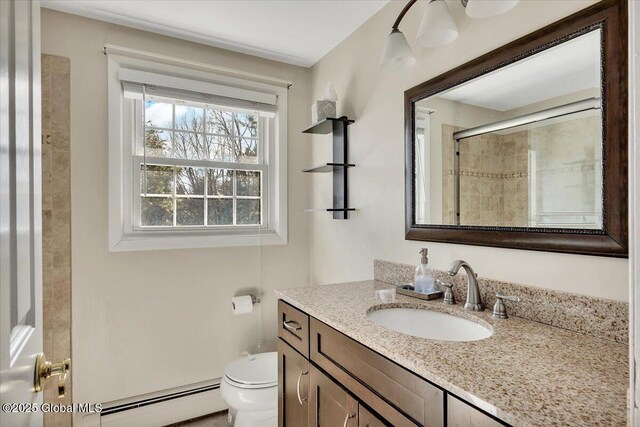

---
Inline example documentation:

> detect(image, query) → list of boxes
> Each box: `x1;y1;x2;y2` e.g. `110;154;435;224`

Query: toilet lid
224;352;277;386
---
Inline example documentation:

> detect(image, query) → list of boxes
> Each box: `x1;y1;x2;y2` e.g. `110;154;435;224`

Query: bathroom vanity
275;280;627;427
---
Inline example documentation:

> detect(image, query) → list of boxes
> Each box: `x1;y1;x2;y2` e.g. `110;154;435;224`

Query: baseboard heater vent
100;383;220;417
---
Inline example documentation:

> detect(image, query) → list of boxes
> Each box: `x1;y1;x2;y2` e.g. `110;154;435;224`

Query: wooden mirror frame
404;0;628;258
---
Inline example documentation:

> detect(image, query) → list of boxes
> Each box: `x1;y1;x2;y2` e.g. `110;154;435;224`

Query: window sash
140;97;263;163
133;160;268;231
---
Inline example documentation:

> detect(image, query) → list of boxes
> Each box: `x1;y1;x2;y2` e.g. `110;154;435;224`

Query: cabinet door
278;339;310;427
447;395;505;427
359;406;387;427
309;365;358;427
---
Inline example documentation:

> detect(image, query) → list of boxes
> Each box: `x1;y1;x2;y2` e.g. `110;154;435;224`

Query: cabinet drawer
310;318;443;427
278;300;310;357
447;395;507;427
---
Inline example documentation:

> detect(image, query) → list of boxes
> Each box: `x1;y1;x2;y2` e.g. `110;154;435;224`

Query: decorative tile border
373;259;628;343
447;169;529;180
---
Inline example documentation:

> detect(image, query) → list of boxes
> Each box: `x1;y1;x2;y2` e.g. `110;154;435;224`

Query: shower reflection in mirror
413;29;603;230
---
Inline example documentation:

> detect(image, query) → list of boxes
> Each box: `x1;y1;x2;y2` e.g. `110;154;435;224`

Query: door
359;406;387;427
309;365;357;427
0;1;44;426
278;339;309;427
447;395;503;427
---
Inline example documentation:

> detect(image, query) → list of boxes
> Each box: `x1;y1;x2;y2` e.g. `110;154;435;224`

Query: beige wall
40;8;311;406
309;0;629;301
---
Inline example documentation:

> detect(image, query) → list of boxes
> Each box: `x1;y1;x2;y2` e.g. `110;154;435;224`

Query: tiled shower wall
441;116;600;228
41;54;72;427
442;124;528;226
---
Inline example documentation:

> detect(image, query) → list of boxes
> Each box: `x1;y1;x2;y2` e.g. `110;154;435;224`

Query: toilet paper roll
231;295;254;315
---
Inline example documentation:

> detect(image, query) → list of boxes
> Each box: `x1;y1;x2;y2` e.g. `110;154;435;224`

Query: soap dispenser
415;248;435;294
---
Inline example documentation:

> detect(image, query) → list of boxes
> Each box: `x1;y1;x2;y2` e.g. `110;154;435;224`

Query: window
137;98;265;228
108;54;288;251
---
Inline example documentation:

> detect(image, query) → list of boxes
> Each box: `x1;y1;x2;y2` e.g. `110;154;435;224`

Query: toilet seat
223;352;277;389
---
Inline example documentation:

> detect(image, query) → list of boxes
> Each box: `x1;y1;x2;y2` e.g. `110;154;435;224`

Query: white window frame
108;54;288;251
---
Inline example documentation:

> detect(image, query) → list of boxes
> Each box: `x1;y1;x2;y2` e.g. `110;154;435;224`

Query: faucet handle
492;294;521;319
436;280;455;305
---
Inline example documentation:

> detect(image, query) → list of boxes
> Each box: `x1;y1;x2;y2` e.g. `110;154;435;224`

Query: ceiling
439;29;601;111
41;0;389;67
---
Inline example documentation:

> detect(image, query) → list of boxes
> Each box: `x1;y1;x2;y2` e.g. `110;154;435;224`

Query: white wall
40;9;311;407
309;0;629;302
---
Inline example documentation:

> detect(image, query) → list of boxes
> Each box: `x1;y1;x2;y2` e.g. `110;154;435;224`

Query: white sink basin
367;307;492;342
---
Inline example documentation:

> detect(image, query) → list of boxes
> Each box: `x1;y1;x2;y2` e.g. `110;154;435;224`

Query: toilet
220;352;278;427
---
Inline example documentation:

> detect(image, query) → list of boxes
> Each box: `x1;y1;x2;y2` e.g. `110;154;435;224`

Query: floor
166;410;229;426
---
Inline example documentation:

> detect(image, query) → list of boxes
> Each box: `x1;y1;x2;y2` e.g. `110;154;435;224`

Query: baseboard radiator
84;379;227;427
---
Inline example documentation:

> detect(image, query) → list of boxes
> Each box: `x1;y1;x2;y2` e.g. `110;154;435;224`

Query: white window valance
119;68;277;117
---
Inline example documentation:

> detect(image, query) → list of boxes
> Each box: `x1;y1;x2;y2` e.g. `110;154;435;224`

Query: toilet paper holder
231;294;261;311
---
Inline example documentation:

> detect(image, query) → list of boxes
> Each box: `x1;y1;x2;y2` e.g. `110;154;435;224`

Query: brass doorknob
34;353;71;398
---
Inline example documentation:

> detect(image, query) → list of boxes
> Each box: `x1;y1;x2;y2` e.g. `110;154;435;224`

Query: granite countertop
275;280;628;427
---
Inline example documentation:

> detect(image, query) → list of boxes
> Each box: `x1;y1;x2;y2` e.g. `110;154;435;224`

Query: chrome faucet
447;260;484;311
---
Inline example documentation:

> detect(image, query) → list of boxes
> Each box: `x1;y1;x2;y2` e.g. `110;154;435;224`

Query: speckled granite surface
374;259;628;343
275;281;628;427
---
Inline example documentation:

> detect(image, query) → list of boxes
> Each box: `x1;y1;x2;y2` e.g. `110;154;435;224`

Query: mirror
415;30;602;229
405;0;627;257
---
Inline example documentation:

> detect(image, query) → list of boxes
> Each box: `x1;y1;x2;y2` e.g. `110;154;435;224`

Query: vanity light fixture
381;0;519;70
463;0;519;19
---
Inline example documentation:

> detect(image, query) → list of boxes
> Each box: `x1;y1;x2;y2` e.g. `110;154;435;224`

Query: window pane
141;165;173;194
176;167;205;195
236;171;261;197
206;109;234;135
175;104;204;132
145;129;172;157
176;198;204;225
235;112;258;138
141;196;173;226
206;135;235;162
208;169;233;196
174;132;205;160
237;199;261;225
207;199;233;225
237;138;259;164
145;99;173;129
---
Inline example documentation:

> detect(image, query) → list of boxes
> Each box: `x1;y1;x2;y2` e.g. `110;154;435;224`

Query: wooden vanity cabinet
278;339;309;427
277;300;510;427
309;365;388;427
278;300;310;357
359;405;388;427
447;395;504;427
309;365;358;426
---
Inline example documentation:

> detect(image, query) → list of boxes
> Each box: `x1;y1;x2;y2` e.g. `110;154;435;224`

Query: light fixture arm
391;0;420;30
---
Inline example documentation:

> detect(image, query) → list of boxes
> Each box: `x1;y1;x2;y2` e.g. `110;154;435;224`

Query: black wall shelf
303;163;355;173
302;116;354;219
302;117;355;135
